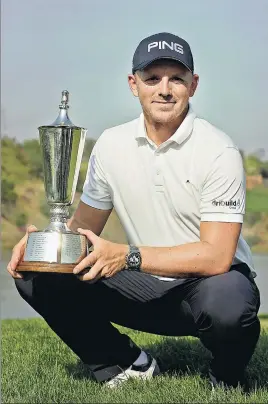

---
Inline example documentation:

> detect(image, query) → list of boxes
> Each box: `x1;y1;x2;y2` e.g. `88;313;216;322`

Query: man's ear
189;74;199;97
128;74;139;97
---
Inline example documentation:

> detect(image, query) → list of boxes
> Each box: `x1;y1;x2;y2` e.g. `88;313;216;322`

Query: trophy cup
16;90;88;273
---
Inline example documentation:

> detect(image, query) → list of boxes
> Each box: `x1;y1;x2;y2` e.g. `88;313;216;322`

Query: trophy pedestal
16;262;78;274
16;231;88;274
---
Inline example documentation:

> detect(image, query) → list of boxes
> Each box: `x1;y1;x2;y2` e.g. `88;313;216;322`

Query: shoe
104;353;160;388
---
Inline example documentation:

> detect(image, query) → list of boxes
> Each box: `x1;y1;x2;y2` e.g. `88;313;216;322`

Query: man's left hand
73;228;128;281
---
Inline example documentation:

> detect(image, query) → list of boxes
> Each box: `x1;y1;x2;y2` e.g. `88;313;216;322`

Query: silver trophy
17;90;88;273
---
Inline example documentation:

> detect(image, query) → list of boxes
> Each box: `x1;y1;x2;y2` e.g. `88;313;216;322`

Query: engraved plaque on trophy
16;90;88;273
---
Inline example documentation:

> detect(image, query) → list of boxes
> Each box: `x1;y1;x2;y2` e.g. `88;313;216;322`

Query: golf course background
2;136;268;254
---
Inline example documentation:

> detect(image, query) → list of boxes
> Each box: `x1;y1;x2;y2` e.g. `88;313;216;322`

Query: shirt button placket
154;150;163;188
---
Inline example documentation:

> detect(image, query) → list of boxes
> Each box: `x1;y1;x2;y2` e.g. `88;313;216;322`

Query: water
0;254;267;319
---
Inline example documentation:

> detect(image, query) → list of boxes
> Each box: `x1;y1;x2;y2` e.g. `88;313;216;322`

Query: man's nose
158;77;172;97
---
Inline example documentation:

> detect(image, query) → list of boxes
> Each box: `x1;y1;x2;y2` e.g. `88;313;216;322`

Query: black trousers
15;263;260;385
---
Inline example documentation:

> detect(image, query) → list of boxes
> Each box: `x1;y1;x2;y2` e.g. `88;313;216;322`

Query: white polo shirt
81;105;255;281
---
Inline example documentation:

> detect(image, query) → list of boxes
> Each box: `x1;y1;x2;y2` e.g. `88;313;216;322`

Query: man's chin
150;111;177;124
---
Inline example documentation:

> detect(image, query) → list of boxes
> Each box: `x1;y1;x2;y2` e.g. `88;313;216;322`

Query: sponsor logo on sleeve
212;199;241;209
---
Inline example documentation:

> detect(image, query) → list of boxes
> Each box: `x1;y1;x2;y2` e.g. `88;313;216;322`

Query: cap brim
133;56;193;74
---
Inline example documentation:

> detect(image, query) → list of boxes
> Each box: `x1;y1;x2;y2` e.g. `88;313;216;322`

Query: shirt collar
135;104;196;147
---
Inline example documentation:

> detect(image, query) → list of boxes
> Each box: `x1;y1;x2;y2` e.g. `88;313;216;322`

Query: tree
2;178;17;205
260;167;268;179
15;212;28;228
23;139;43;179
1;136;29;183
243;154;262;176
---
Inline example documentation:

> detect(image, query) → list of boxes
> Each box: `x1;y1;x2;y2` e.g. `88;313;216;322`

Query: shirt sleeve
80;140;113;210
200;147;246;223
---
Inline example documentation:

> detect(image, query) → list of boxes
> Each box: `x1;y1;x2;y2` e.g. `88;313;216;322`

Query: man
8;32;260;390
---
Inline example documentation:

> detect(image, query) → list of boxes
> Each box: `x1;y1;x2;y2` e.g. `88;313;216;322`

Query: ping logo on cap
148;41;184;54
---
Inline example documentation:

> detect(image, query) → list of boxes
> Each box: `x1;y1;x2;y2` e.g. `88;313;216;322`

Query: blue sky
1;0;268;156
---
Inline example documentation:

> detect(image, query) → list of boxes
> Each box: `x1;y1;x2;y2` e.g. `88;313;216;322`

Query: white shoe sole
104;358;160;388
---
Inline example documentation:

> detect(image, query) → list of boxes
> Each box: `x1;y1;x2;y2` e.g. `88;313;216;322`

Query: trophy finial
48;90;74;126
60;90;69;109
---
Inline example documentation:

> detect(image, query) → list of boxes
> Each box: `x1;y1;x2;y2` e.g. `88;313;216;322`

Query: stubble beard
147;106;181;126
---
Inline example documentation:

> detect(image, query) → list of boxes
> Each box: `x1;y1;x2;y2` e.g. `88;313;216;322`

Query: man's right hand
7;225;38;279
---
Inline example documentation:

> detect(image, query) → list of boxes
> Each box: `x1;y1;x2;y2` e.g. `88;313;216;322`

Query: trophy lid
38;90;85;129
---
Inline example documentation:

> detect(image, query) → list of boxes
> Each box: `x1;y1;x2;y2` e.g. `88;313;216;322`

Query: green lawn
2;318;268;403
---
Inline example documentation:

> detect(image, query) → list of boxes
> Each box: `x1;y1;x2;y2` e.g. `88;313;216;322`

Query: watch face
128;252;141;268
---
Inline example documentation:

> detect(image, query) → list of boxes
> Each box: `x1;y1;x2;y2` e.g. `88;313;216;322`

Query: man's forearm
67;202;113;237
67;216;80;232
138;242;229;278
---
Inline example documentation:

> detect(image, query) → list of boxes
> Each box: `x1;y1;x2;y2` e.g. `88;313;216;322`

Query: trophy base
15;230;88;273
16;261;76;274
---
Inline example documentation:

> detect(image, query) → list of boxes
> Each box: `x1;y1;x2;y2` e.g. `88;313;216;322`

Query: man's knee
200;300;255;339
15;273;72;307
15;276;36;304
15;272;105;311
196;270;260;339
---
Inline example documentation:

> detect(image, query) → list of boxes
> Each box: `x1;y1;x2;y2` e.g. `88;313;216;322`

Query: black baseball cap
132;32;194;74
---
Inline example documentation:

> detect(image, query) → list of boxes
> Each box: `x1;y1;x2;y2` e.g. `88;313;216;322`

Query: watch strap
129;245;139;254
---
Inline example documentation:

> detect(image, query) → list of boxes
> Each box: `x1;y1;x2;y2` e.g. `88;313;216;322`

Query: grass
2;318;268;403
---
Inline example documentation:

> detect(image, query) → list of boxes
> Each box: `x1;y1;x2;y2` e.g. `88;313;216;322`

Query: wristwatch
125;245;142;271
